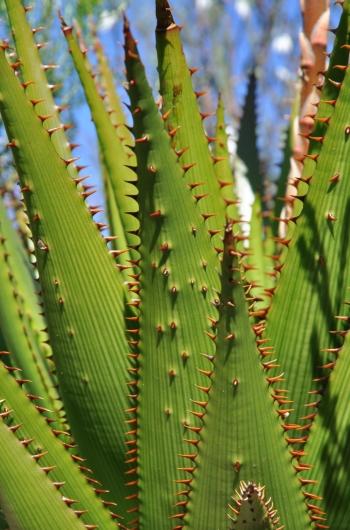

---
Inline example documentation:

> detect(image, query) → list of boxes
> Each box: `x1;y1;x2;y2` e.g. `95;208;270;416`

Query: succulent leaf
246;195;276;313
1;0;350;528
91;28;138;255
0;359;117;529
229;482;276;530
0;419;85;530
300;323;350;528
62;21;139;274
265;0;350;426
184;226;308;530
272;90;300;232
0;193;61;420
213;96;239;222
155;0;226;250
92;29;135;152
0;44;133;515
124;18;222;528
5;0;78;178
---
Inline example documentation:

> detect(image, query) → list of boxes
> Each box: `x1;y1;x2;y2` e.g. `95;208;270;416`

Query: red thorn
149;210;162;218
135;134;149;143
189;67;198;76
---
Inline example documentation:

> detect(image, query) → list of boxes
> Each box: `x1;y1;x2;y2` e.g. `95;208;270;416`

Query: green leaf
264;1;350;425
213;99;275;313
0;44;133;515
0;357;118;529
300;324;350;529
124;18;221;528
5;0;78;178
0;419;85;530
155;0;226;250
91;30;139;258
0;193;61;421
246;195;276;313
92;29;135;152
61;20;139;275
213;96;239;222
185;227;308;530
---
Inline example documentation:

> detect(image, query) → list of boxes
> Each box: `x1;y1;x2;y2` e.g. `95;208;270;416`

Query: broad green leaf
5;0;78;177
0;44;133;515
155;0;226;250
0;420;85;530
0;193;61;420
300;326;350;529
185;227;308;530
62;21;139;274
0;357;118;529
264;1;350;427
124;18;221;528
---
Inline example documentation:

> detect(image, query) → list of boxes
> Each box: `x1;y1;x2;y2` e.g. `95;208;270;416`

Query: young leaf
229;482;276;530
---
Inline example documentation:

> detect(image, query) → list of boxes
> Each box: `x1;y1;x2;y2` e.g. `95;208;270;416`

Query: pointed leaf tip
123;14;137;53
156;0;176;32
58;11;72;36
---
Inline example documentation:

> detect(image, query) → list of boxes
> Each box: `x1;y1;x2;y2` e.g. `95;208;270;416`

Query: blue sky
68;0;303;213
0;1;341;222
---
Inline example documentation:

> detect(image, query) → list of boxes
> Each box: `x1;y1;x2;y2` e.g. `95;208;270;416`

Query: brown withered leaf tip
123;14;138;55
156;0;177;32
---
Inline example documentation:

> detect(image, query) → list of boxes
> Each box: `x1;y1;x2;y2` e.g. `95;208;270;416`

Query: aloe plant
0;0;349;529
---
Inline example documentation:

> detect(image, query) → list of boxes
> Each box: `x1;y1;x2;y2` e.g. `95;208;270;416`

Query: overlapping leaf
124;18;221;529
0;43;133;516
